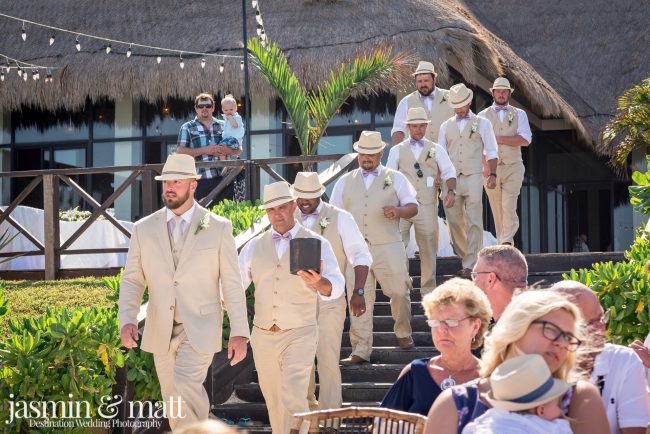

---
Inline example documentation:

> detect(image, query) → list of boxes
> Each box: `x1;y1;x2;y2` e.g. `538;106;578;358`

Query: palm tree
600;76;650;172
247;37;412;156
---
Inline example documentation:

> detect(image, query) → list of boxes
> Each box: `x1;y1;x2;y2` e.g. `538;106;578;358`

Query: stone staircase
211;251;624;432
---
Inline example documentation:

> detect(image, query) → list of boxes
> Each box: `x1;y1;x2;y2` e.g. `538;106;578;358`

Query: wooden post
142;169;156;218
43;175;60;280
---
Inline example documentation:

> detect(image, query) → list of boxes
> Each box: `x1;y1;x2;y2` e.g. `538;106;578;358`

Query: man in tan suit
438;84;499;278
331;131;419;365
391;61;455;145
239;181;344;434
387;107;457;295
119;153;250;431
293;171;373;411
479;77;532;246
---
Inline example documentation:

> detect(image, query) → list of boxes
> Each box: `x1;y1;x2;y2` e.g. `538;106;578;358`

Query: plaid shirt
177;117;224;178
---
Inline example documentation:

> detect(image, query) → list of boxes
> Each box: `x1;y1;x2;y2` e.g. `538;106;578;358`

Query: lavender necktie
362;169;379;178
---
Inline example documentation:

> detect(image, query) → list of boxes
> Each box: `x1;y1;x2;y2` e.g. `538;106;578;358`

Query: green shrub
211;199;264;236
629;155;650;214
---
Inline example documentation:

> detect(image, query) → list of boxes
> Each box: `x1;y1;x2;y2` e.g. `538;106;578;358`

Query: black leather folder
290;238;321;274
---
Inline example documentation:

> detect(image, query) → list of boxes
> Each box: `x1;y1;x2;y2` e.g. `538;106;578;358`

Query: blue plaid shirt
177;117;224;178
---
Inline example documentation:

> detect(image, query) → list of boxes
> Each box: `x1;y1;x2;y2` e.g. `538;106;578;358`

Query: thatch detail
2;0;642;148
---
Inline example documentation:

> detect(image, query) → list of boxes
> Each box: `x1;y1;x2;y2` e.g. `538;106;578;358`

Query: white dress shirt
391;90;436;137
330;166;418;209
478;104;533;144
238;222;345;301
386;141;457;181
297;202;373;268
438;112;499;161
165;202;196;236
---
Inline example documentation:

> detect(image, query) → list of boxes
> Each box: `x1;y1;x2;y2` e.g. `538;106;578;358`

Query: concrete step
340;346;437;364
251;363;405;384
342;331;431;347
372;301;424;316
236;382;392;404
343;315;430;332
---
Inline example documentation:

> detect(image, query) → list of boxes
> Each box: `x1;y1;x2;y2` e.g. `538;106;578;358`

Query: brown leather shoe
339;355;368;366
397;336;415;349
457;268;472;280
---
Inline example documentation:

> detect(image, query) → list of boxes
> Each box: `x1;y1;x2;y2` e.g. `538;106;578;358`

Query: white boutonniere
469;119;479;138
507;111;514;126
440;91;449;104
425;147;436;161
383;176;393;190
319;217;330;235
195;213;211;235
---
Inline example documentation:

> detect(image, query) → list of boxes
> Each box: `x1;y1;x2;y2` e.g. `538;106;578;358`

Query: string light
256;24;262;36
126;44;132;58
219;63;224;73
49;34;55;45
21;21;26;41
255;10;263;25
32;69;37;80
17;66;22;77
0;71;4;82
22;71;27;81
261;29;267;41
252;0;258;7
45;70;52;83
240;60;244;70
179;53;184;69
156;55;161;64
75;36;81;51
201;57;206;68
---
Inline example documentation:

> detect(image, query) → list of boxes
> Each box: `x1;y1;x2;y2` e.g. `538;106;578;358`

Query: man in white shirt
387;107;457;294
331;131;418;365
391;61;454;146
293;171;373;411
438;84;498;278
552;280;650;434
478;77;532;246
239;181;345;434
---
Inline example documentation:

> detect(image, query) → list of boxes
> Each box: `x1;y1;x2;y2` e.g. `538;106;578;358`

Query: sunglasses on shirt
196;103;213;109
414;162;423;178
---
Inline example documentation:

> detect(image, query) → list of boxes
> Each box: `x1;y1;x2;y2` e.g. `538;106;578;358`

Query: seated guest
380;278;491;416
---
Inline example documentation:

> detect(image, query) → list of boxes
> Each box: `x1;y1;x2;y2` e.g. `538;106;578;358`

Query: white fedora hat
259;181;296;209
404;107;431;125
485;354;570;412
292;172;326;199
412;61;437;78
448;83;474;109
353;131;387;154
490;77;515;93
154;153;202;181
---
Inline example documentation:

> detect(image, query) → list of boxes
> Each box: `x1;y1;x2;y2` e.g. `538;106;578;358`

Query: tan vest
295;202;346;273
482;107;522;164
250;226;319;330
342;167;401;245
396;139;439;205
443;114;484;176
406;88;455;143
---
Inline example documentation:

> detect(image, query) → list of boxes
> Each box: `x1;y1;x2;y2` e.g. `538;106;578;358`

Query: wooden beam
198;166;245;208
43;175;60;280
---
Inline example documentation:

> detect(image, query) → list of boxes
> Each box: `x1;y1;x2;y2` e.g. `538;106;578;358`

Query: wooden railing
0;153;358;280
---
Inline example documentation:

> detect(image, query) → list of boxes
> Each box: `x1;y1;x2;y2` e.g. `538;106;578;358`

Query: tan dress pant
251;325;318;434
485;162;525;245
153;324;215;431
307;296;347;411
400;201;438;295
443;173;484;270
347;242;412;361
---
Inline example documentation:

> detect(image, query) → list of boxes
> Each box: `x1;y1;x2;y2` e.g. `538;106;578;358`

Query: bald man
551;280;650;434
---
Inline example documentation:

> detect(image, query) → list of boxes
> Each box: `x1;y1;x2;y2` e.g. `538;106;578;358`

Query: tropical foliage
247;37;411;155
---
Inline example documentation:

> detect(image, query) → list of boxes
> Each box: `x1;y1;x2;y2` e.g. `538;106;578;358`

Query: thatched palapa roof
1;0;644;148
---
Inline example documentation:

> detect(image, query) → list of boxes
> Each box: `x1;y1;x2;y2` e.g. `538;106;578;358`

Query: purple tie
362;169;379;178
456;114;471;121
300;211;318;221
494;105;508;112
420;94;434;101
272;232;292;242
409;139;424;147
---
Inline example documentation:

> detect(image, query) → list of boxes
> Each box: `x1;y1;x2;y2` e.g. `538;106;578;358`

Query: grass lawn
0;277;114;340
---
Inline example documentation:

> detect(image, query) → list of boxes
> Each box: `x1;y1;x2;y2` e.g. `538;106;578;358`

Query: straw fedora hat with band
293;172;326;199
404;107;431;125
154;153;202;181
484;354;570;412
490;77;515;93
448;83;474;109
412;61;437;78
353;131;387;155
259;181;296;209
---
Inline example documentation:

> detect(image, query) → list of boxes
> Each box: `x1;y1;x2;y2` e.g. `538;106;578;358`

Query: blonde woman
425;290;610;434
381;278;491;416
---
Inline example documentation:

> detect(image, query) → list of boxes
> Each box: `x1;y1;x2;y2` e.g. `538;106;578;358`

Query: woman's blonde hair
480;289;583;381
422;277;492;349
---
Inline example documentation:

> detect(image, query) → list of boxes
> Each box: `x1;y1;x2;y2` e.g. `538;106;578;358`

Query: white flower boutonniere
469;119;479;138
425;147;436;161
383;176;393;190
440;91;449;104
195;213;211;235
319;217;330;235
507;111;514;126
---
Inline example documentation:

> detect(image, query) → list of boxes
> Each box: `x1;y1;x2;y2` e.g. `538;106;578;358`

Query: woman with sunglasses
380;278;491;416
425;290;610;434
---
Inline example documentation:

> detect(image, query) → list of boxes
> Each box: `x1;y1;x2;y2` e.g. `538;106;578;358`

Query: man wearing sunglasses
387;107;456;295
177;93;242;205
551;280;650;434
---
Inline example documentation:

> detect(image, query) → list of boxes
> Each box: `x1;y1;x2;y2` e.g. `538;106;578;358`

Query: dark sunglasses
196;103;213;109
414;162;423;178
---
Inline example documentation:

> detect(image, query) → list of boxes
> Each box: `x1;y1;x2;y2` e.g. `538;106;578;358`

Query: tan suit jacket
118;204;250;355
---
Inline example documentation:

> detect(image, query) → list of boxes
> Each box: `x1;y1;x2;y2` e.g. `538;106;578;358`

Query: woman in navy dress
380;278;492;416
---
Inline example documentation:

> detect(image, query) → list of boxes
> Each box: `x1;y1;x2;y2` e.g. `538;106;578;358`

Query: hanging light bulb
32;69;37;81
252;0;258;7
201;58;206;68
4;61;10;74
0;71;4;82
75;36;81;51
261;39;266;48
255;10;263;25
261;30;267;41
17;67;22;77
179;53;184;69
240;60;244;71
21;22;27;41
49;35;55;46
36;70;40;80
126;44;132;58
156;56;162;64
219;63;224;73
46;71;52;83
256;24;262;36
106;44;112;54
23;71;28;81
